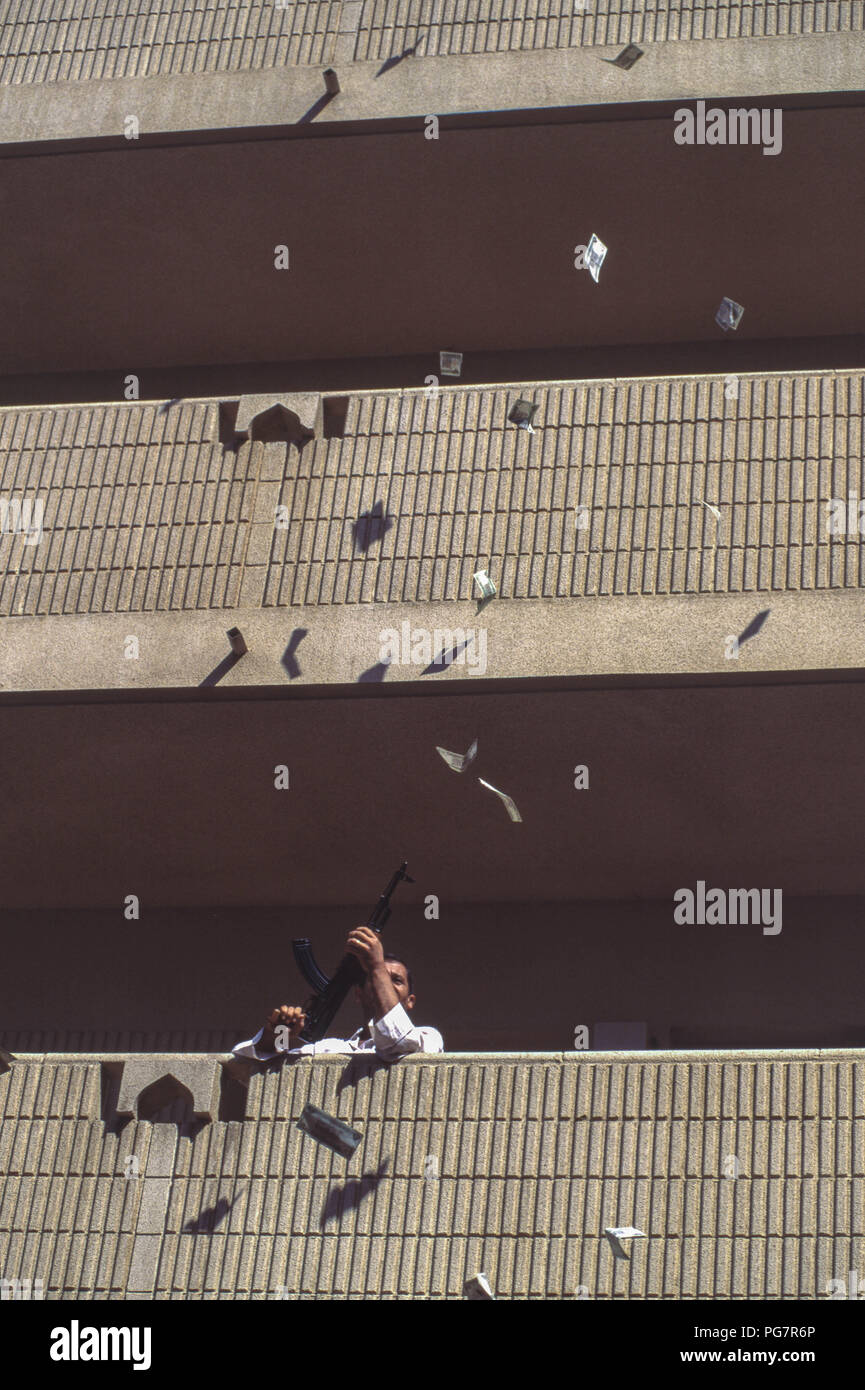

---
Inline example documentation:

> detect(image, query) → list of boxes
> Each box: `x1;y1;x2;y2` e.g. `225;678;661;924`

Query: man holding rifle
232;924;444;1061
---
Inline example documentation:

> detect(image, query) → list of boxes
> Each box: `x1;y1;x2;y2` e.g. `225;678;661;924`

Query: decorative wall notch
116;1057;221;1124
234;393;323;444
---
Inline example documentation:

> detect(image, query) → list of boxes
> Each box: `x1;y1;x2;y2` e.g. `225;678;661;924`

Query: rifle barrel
296;861;412;1045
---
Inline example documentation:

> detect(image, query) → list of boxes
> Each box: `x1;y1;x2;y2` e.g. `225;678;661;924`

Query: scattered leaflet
479;778;523;823
296;1103;362;1160
715;297;744;331
586;233;608;283
436;739;478;773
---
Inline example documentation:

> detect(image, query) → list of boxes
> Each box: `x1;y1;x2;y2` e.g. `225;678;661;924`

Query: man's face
355;959;415;1016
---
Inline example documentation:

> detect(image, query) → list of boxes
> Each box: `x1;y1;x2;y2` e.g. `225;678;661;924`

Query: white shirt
232;1002;444;1062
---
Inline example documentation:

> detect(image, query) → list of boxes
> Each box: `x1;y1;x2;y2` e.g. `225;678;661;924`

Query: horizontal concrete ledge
2;665;865;709
1;361;861;425
1;33;865;150
2;86;864;161
8;361;865;411
9;1048;865;1063
1;590;864;696
2;363;856;414
7;334;865;410
1;665;865;710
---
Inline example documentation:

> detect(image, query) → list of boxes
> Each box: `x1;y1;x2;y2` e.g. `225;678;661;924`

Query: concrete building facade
1;0;863;1298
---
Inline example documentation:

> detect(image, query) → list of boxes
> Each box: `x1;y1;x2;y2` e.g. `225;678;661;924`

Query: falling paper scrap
715;297;745;332
508;398;538;432
464;1273;496;1300
296;1103;362;1160
586;233;608;283
436;738;478;773
605;1226;646;1258
479;778;522;823
473;569;496;600
439;351;463;377
611;43;644;70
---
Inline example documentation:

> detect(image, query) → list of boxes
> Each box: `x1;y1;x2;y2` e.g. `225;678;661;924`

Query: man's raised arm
232;1005;306;1061
346;926;444;1059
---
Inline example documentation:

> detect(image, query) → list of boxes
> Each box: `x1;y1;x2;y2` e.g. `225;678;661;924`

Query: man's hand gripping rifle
291;862;414;1045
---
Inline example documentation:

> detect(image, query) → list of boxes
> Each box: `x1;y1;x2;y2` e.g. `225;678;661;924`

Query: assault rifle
291;861;414;1044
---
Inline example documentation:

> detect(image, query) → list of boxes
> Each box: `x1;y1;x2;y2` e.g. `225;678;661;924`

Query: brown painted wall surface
2;898;863;1053
3;106;864;375
0;683;860;907
0;681;861;1050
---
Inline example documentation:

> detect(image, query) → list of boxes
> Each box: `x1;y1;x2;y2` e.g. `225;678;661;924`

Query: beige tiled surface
1;1052;864;1298
1;372;864;616
0;0;342;85
351;0;865;58
0;1027;245;1051
0;0;861;88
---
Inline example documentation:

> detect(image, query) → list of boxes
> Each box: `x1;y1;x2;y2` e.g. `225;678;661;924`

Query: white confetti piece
605;1226;646;1258
715;297;744;331
436;738;478;773
586;233;608;283
479;778;522;823
473;569;496;600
